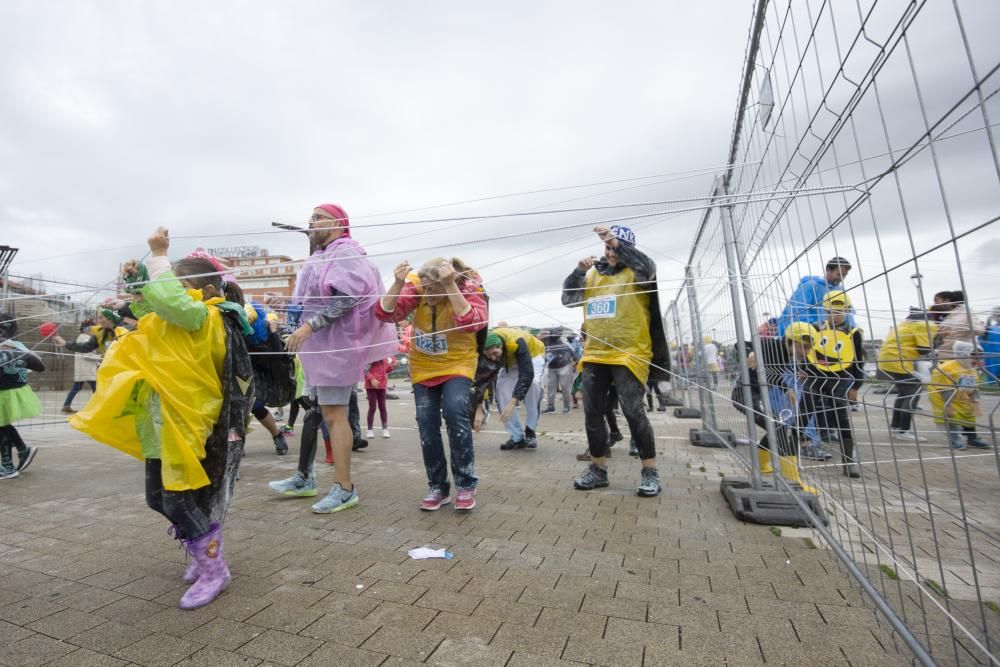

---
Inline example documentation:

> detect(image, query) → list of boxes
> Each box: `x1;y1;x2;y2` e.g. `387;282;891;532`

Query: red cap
316;203;350;238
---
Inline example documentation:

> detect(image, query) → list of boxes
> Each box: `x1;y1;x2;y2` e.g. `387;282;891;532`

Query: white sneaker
365;429;375;439
382;428;391;439
892;430;924;442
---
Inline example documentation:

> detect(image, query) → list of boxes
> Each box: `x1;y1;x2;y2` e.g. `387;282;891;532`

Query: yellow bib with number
582;267;652;384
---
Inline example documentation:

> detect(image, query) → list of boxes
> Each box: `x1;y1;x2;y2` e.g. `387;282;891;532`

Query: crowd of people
727;256;993;495
0;202;674;613
0;202;993;614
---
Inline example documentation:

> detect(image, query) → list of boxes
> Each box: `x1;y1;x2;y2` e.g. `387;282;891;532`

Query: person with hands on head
562;225;671;497
268;204;397;514
69;226;256;610
376;256;488;511
483;327;546;450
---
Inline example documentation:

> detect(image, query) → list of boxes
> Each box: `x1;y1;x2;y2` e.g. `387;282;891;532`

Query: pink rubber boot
179;523;230;610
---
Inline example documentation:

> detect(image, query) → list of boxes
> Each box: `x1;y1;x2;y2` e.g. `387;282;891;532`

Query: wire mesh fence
668;0;1000;665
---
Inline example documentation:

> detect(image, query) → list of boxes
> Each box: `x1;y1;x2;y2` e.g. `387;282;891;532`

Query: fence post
684;265;731;446
718;200;763;489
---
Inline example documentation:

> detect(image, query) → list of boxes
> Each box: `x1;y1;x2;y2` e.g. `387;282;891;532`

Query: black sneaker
273;434;289;455
609;431;624;446
628;438;639;457
500;439;525;451
15;446;37;473
542;407;556;414
574;463;609;490
353;439;369;451
523;429;538;449
636;467;662;497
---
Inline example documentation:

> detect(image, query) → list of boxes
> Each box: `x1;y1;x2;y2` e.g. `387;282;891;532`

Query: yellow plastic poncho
581;266;652;384
928;359;978;427
71;288;228;491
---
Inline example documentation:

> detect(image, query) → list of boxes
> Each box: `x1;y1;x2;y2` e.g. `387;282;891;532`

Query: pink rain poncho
294;237;397;387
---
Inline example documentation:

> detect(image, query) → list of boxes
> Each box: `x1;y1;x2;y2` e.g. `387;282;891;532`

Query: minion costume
70;254;255;610
561;226;670;497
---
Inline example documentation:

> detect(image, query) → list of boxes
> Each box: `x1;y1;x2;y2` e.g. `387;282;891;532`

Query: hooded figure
776;257;856;337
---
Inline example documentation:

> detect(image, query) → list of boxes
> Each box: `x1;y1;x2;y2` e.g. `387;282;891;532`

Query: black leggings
296;403;327;477
799;375;856;463
0;424;27;467
583;364;655;460
605;386;620;435
145;459;211;539
287;397;311;429
877;370;922;432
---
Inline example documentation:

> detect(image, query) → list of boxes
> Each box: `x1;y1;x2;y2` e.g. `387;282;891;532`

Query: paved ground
0;386;958;666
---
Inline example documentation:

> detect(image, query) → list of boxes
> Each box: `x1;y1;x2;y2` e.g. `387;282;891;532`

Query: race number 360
586;296;617;319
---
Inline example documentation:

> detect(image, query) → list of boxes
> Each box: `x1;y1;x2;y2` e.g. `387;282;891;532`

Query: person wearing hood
377;257;489;511
877;308;939;441
271;204;398;514
935;290;985;359
562;225;670;497
776;257;855;337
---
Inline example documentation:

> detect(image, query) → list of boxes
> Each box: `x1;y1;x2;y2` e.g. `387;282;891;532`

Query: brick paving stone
427;637;512;666
364;600;438;631
603;617;679;647
144;606;216;638
113;632;203;667
5;634;78;667
581;592;648;620
414;587;483;615
177;646;262;666
47;647;131;667
208;593;275;622
235;628;322;666
490;622;569;658
309;590;381;616
113;575;184;602
296;642;387;667
562;635;645;666
245;603;323;634
299;613;379;646
53;586;125;613
0;595;66;625
67;620;152;654
26;607;106;640
506;651;581;666
359;625;444;662
424;610;500;643
0;616;37;643
471;597;542;626
535;606;608;636
518;585;584;611
185;617;265;652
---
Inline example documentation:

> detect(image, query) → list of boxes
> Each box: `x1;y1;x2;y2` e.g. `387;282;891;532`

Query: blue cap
610;225;636;246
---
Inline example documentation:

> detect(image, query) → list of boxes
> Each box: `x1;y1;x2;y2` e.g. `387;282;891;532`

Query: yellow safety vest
409;298;479;384
491;327;545;368
581;267;652;384
878;320;938;375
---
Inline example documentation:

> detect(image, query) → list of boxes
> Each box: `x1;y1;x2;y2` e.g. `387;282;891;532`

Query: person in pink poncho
275;203;397;514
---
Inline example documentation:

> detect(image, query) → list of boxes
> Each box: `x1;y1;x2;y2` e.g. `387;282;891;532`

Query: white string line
815;485;1000;663
7;161;762;268
800;452;997;470
167;183;866;241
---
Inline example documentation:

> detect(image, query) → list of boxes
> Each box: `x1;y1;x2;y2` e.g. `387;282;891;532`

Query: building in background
206;246;297;305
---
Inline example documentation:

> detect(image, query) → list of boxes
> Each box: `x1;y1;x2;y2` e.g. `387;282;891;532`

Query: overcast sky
2;1;997;336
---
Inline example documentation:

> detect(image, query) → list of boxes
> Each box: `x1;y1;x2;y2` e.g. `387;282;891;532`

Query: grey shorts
303;384;355;407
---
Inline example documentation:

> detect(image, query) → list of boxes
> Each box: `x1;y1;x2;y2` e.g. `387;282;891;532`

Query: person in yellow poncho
928;340;990;450
70;228;255;611
562;225;670;497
